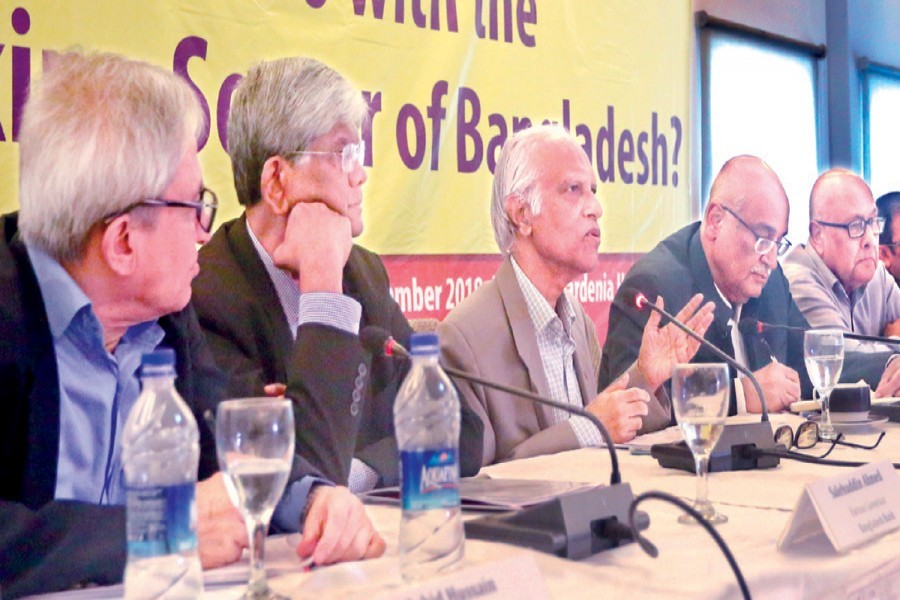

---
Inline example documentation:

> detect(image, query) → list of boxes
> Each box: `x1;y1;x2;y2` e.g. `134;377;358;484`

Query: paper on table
625;425;684;454
360;477;600;512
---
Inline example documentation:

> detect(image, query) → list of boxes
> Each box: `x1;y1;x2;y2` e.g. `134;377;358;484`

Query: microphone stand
641;297;769;423
359;326;648;559
361;327;757;584
439;365;650;559
628;293;780;473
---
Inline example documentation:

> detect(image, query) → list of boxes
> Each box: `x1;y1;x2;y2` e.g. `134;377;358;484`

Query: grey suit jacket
438;258;669;466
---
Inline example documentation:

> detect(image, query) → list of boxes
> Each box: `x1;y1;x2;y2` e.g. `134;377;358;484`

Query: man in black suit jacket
193;57;482;490
1;52;383;598
600;156;900;417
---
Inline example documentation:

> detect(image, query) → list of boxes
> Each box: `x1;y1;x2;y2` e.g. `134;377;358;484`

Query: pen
760;337;778;364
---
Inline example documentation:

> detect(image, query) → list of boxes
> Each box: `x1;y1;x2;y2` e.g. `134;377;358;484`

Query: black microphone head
621;287;648;310
737;319;763;337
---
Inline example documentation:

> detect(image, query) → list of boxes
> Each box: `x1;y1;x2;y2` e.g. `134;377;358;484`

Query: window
861;62;900;197
699;16;824;243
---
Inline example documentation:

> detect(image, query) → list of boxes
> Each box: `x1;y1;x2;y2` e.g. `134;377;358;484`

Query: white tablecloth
34;413;900;599
238;414;900;599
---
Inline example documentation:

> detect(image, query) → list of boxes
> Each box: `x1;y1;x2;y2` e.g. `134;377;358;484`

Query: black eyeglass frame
102;186;219;233
720;205;792;256
774;421;885;459
815;216;885;239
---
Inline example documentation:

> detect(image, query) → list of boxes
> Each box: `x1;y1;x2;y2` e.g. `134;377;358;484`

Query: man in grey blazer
438;125;714;466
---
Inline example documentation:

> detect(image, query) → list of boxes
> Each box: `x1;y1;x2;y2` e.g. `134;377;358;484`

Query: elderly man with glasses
784;169;900;360
191;57;484;492
601;156;899;415
0;52;387;597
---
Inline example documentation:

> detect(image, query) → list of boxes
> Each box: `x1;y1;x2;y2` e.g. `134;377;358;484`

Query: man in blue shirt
0;51;382;597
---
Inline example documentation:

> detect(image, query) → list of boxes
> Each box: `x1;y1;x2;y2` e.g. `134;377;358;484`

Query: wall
689;0;827;216
846;0;900;174
690;0;900;191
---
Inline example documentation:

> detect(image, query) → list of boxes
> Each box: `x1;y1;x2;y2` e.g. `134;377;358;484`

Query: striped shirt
510;257;601;447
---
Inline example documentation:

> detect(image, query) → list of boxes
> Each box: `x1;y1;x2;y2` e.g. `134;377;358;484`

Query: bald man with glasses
784;169;900;360
601;156;900;415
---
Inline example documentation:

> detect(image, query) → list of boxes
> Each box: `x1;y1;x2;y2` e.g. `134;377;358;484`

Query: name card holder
778;461;900;553
379;553;550;600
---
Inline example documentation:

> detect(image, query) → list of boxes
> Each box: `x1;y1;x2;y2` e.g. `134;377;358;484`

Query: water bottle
122;348;202;599
395;332;464;580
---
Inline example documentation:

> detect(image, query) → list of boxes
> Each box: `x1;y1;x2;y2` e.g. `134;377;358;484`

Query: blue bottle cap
409;332;440;355
141;347;176;367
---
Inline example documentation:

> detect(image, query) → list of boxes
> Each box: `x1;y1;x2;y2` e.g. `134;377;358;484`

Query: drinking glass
216;398;295;600
672;363;730;525
804;329;844;442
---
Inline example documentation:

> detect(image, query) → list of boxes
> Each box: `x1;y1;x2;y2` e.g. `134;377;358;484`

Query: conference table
35;413;900;599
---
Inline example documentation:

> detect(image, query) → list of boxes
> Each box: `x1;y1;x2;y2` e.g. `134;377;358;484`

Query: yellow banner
0;1;690;255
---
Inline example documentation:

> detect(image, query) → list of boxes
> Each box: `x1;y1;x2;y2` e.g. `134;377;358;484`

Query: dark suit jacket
192;216;483;486
599;222;891;415
0;213;224;597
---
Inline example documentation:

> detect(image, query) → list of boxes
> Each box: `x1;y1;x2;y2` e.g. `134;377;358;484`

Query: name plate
778;461;900;553
380;553;550;600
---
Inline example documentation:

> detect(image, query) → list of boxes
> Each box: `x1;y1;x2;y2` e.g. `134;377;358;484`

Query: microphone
360;326;623;484
740;318;900;346
625;290;770;422
360;327;412;359
360;326;650;560
623;289;780;473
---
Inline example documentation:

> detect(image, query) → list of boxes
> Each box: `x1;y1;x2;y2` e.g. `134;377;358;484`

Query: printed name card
380;553;550;600
778;461;900;553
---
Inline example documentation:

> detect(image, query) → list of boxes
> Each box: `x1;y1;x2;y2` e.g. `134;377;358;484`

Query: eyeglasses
287;140;366;174
774;421;885;459
721;205;792;256
103;186;218;233
815;216;885;239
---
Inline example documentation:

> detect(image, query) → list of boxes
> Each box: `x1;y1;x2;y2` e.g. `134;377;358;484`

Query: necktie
729;304;749;368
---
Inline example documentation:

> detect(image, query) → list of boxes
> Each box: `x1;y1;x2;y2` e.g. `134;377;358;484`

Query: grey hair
228;57;369;206
491;124;577;255
18;51;205;262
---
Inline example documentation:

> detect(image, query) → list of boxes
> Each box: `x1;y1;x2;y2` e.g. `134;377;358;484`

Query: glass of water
804;329;844;442
216;398;294;600
672;363;730;525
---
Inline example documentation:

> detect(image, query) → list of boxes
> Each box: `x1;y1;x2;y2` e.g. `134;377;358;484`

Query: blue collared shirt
27;244;164;505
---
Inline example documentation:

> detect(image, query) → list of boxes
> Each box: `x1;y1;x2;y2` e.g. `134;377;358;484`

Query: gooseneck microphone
622;289;780;472
624;289;769;423
359;326;649;560
740;318;900;347
361;326;752;586
359;326;623;483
